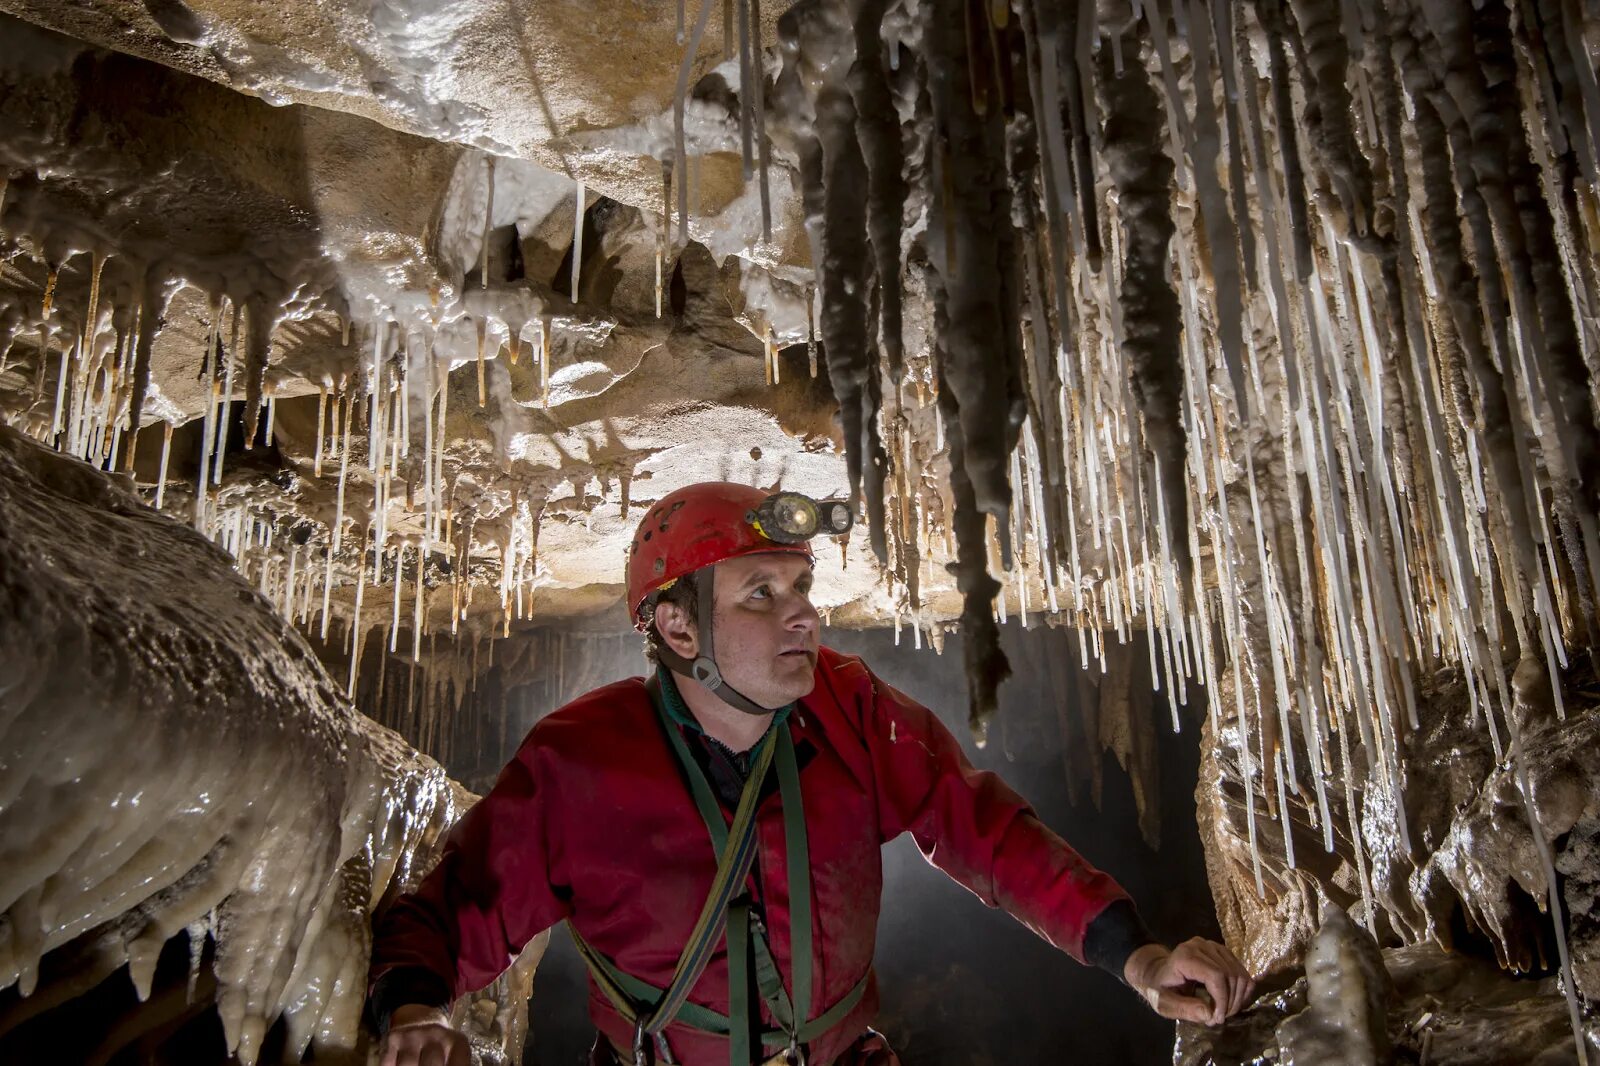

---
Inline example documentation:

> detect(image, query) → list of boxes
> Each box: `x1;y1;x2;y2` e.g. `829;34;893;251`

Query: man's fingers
1156;987;1217;1025
379;1038;399;1066
1201;967;1232;1025
1167;943;1236;1024
1233;970;1256;1015
446;1034;472;1066
1208;945;1253;1016
419;1043;447;1066
1194;942;1246;1016
1184;940;1254;1019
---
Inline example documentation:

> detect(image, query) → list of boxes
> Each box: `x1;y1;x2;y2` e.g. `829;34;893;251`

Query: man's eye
750;585;771;600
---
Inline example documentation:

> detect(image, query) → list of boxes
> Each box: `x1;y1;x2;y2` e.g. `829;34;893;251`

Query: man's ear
653;601;700;660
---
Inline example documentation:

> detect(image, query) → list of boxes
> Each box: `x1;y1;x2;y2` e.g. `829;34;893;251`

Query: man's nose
784;592;820;632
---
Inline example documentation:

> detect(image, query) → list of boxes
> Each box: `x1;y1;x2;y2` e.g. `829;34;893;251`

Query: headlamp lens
818;499;853;536
770;493;817;537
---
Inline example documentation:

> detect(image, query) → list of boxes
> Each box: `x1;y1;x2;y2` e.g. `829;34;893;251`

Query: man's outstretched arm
847;660;1254;1022
367;737;571;1060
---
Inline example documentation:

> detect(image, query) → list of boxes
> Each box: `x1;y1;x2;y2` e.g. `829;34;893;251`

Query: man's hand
380;1003;469;1066
1123;938;1255;1026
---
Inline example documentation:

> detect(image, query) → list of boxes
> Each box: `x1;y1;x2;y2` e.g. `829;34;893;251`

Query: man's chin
768;662;818;705
722;658;816;712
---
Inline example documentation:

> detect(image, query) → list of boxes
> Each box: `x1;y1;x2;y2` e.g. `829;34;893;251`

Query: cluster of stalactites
779;0;1600;1048
0;242;564;739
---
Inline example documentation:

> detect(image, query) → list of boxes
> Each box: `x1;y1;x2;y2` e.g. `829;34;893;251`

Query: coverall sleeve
855;664;1148;967
366;732;570;1021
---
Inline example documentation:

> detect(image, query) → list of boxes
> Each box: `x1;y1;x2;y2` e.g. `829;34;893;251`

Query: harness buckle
787;1034;806;1066
632;1021;647;1066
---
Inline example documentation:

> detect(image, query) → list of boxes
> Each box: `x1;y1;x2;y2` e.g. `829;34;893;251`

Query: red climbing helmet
626;482;852;630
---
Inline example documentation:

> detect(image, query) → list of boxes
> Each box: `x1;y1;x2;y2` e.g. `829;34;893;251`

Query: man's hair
642;568;700;665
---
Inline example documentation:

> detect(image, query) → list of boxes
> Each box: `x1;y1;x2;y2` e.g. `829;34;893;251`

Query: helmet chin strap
658;565;781;717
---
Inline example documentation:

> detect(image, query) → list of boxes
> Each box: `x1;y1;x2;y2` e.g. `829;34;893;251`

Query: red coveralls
369;646;1138;1065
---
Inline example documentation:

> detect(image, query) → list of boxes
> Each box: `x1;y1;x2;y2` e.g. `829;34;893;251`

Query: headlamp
748;491;854;544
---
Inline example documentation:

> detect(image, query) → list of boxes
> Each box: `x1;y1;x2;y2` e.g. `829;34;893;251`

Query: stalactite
1259;0;1315;281
480;155;495;289
788;2;890;563
750;0;772;242
1152;0;1249;416
123;270;173;472
570;178;585;303
738;0;755;176
674;0;718;247
1097;25;1190;589
923;0;1025;559
848;0;905;383
241;300;273;449
1287;0;1377;239
929;266;1008;738
212;301;239;486
154;421;173;509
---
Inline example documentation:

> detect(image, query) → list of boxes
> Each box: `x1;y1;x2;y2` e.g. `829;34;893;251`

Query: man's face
707;552;821;710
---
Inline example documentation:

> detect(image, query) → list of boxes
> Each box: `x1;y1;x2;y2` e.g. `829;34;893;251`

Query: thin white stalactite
48;346;69;444
320;545;335;641
390;546;403;655
571;179;585;303
370;324;386;472
195;303;222;530
476;319;487;409
334;393;352;553
540;316;551;406
1275;744;1295;871
155;421;174;509
348;557;366;699
213;300;238;486
435;361;450;546
480;155;496;289
413;542;425;664
399;348;410;460
673;0;718;246
284;544;300;621
423;352;436;550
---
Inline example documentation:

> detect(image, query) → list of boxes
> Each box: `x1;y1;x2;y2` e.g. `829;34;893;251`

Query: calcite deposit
1177;907;1600;1065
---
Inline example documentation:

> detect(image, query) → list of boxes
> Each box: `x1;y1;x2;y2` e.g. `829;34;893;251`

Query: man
368;482;1254;1065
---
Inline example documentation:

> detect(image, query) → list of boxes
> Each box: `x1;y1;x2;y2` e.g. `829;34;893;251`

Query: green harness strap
568;676;867;1065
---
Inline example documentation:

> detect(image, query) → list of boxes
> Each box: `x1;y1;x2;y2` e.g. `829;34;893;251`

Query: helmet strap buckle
690;655;723;690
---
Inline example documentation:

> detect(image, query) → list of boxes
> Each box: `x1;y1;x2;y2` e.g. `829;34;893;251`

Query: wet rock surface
1178;919;1599;1066
0;423;540;1064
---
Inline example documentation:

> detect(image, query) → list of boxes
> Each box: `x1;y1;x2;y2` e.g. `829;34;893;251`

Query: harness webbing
568;675;868;1065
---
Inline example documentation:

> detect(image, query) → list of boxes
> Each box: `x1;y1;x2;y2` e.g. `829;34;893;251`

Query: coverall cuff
1082;899;1158;981
367;965;454;1037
